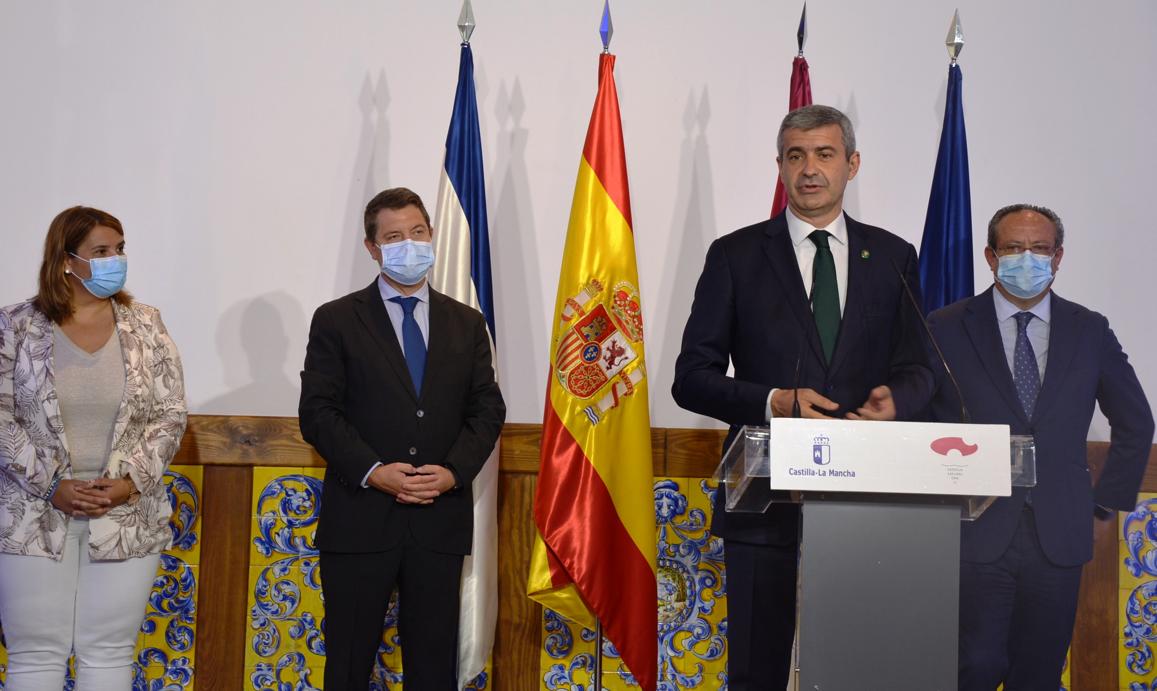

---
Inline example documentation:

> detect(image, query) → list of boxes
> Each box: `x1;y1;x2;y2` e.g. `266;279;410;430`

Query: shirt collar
377;275;430;305
786;206;848;249
992;286;1051;325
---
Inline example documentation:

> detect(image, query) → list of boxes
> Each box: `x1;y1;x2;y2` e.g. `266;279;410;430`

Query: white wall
2;1;1154;440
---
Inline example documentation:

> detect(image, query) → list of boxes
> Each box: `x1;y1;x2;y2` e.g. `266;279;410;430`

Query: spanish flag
527;52;657;691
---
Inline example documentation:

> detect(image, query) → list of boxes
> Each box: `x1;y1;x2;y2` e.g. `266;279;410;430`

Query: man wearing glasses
925;204;1153;690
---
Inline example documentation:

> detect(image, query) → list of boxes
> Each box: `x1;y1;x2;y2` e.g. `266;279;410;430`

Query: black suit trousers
724;539;798;690
320;536;464;690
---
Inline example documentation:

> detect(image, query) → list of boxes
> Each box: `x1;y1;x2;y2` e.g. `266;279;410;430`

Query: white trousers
0;518;160;691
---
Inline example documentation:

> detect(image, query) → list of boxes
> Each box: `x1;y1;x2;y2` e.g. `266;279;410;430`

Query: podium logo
812;434;831;465
930;437;978;457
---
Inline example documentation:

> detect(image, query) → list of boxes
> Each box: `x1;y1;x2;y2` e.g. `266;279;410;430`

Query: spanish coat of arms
553;278;646;425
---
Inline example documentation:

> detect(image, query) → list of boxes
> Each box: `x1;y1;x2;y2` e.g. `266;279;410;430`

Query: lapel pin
861;249;870;260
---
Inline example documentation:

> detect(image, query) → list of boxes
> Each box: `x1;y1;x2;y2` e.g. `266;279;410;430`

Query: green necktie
809;229;840;364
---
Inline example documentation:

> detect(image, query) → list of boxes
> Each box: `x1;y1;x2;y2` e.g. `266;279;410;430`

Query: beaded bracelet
42;474;63;503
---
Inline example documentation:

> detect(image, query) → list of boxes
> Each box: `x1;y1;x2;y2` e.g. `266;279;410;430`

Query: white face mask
996;251;1054;300
69;252;128;298
379;240;434;285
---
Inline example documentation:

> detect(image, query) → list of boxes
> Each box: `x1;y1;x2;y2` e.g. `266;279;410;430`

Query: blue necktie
389;296;426;394
1013;312;1040;417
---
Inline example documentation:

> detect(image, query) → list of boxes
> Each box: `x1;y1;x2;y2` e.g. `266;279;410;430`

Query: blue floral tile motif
138;554;197;656
250;474;326;684
544;651;600;690
249;471;413;689
541;478;728;690
166;471;200;553
655;479;726;690
251;652;320;690
1125;498;1157;680
133;649;193;690
133;468;200;691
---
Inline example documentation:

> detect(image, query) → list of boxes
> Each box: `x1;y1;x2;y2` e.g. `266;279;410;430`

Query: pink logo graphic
930;437;978;457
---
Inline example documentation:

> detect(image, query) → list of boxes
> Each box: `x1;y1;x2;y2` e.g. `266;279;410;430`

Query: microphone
891;258;970;424
791;347;803;418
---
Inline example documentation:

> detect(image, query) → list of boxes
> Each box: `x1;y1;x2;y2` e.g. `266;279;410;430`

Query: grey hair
776;105;857;160
987;204;1065;250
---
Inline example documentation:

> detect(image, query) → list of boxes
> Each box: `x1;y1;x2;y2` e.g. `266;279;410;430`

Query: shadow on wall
835;93;862;219
199;292;306;416
655;86;718;424
490;76;546;422
337;71;392;299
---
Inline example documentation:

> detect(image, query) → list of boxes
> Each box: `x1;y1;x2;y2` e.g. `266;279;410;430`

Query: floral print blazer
0;299;187;560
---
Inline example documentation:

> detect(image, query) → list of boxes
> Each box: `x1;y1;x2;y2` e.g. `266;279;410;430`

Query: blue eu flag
919;64;973;314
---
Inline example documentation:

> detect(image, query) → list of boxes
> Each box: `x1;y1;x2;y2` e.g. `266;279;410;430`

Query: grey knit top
53;325;125;481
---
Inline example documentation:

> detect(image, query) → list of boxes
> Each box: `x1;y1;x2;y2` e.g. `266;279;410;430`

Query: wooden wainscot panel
177;415;323;467
195;465;253;689
664;427;725;477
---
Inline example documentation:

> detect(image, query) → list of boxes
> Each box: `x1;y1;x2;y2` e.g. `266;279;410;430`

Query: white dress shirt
784;206;850;314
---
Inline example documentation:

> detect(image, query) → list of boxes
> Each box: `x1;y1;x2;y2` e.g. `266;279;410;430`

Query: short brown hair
33;206;132;324
363;187;431;242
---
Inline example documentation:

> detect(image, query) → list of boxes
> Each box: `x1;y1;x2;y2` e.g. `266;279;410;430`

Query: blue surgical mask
69;253;128;298
379;240;434;286
996;251;1054;300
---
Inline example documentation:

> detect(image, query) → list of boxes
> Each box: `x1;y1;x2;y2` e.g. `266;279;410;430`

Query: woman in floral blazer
0;206;187;689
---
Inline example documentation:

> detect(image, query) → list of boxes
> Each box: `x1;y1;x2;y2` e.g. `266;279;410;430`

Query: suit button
416;409;425;418
409;447;418;456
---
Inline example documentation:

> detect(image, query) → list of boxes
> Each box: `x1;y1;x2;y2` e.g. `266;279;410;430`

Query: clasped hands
368;463;455;505
51;477;135;517
771;385;896;421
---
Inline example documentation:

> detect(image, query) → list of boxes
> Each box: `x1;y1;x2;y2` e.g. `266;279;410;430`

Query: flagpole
770;3;813;217
594;11;611;688
594;618;604;688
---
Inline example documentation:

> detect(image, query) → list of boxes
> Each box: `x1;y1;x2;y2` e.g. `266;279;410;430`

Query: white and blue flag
431;38;498;690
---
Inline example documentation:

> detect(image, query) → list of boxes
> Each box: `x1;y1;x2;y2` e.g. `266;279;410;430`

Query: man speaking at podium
672;105;933;690
926;204;1153;690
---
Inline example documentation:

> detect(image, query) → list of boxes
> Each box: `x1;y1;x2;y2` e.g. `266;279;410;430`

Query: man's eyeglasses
994;244;1055;257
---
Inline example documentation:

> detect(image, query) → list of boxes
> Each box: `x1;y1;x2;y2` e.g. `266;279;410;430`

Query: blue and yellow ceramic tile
1122;493;1157;689
135;465;202;689
0;466;202;691
657;476;727;689
540;611;599;689
247;467;476;689
540;477;729;690
247;467;327;689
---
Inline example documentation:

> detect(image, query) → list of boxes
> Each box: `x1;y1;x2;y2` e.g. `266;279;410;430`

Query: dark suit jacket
672;212;934;545
299;280;505;555
927;287;1153;566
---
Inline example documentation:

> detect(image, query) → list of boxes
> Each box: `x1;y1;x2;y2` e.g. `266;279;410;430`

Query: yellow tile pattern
244;467;494;690
1121;493;1157;689
539;477;727;689
246;467;328;689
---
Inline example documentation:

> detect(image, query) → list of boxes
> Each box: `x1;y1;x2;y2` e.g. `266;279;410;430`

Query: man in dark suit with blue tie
672;105;934;690
926;203;1153;689
299;187;505;689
